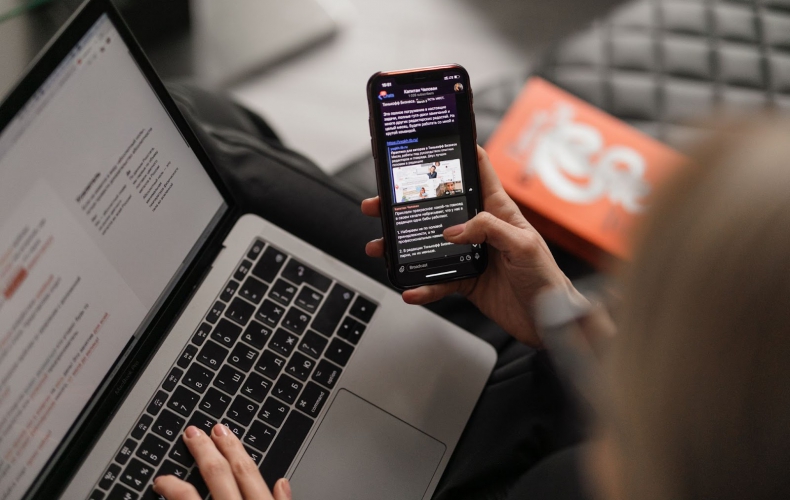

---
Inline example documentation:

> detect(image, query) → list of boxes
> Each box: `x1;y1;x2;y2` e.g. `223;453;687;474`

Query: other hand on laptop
153;424;291;500
362;146;586;347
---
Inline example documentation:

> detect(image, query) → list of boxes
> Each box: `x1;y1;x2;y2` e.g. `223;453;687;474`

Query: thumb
444;212;537;259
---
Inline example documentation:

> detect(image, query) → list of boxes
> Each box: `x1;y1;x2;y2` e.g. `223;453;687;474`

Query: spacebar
260;411;314;487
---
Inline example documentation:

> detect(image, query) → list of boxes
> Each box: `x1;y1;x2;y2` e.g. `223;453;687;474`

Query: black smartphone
367;64;488;289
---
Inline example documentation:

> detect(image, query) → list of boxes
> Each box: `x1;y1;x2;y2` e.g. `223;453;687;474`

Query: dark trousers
169;84;591;500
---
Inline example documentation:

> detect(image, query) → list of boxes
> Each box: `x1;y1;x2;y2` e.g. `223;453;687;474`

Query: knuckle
201;457;230;478
517;229;541;254
230;456;259;478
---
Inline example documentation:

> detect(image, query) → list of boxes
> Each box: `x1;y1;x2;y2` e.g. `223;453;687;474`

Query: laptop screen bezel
0;0;244;498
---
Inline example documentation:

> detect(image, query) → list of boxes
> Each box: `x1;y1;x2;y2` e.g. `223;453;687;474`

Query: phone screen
369;66;487;288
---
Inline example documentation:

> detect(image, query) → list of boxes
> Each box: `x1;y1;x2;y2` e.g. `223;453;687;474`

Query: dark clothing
428;171;438;178
169;83;591;500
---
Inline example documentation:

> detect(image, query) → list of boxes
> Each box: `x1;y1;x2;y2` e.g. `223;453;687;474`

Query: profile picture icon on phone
454;83;464;92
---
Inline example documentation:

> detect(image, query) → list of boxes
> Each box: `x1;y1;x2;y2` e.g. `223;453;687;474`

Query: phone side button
370;137;377;158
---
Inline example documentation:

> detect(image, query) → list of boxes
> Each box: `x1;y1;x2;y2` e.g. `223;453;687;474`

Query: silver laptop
0;1;495;499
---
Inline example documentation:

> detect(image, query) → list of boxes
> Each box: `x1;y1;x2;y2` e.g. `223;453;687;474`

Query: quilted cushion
475;0;790;152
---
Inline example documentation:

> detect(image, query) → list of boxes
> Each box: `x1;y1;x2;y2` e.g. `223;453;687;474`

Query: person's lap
169;83;589;500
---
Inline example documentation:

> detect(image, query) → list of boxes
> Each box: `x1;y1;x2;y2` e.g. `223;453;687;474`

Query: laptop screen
0;14;226;498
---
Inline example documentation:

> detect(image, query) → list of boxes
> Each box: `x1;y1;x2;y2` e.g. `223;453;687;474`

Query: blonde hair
610;120;790;500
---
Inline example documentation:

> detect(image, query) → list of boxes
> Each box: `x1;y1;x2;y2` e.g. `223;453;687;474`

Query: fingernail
213;423;229;437
152;477;160;492
185;426;200;438
282;478;292;499
444;224;465;237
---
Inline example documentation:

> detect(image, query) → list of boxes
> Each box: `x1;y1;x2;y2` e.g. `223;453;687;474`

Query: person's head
420;187;426;193
430;165;436;172
595;120;790;500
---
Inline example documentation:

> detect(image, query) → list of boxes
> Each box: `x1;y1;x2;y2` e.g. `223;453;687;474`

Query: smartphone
367;64;488;289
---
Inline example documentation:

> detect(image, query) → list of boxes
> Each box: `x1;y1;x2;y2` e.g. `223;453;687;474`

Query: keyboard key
185;469;210;498
269;279;297;306
107;483;138;500
259;411;314;488
295;287;323;313
146;390;168;416
226;297;255;326
142;487;163;500
206;301;225;324
259;398;289;428
312;359;342;389
89;489;106;500
157;459;188;481
285;352;315;381
244;420;276;452
120;458;154;491
200;387;232;419
213;365;245;395
136;433;169;466
255;300;285;328
299;331;328;359
247;239;265;261
281;259;332;292
239;276;268;304
311;283;354;336
233;259;254;281
240;372;272;402
115;438;137;465
245;446;263;465
210;318;242;348
167;386;200;417
196;340;228;370
99;463;121;490
268;329;298;357
182;364;213;394
221;419;246;439
254;350;286;380
162;367;183;392
176;345;197;369
152;410;186;441
242;321;272;349
187;410;217;436
168;439;194;467
281;308;311;336
272;375;302;404
296;382;329;418
325;338;354;367
132;414;153;440
337;316;365;345
251;246;287;283
227;395;259;426
350;295;377;323
190;323;211;347
228;342;259;372
220;280;239;303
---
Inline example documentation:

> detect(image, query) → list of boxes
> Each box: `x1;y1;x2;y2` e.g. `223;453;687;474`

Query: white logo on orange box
513;103;650;213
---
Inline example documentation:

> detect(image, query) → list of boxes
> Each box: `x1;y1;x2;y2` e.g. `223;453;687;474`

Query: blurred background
0;0;624;177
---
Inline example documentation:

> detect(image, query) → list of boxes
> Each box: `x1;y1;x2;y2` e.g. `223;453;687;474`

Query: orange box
485;77;686;267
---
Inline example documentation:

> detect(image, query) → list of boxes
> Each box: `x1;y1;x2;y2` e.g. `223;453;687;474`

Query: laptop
0;1;496;499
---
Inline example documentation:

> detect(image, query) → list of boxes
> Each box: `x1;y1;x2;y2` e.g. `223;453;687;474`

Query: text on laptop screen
0;15;225;498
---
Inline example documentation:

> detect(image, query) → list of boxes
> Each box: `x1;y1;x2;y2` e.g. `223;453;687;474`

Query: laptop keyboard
88;239;377;500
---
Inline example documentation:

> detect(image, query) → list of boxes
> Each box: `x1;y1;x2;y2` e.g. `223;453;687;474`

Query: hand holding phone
362;145;586;347
366;64;487;289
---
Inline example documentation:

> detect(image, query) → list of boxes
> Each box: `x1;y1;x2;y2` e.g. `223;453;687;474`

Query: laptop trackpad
290;390;446;500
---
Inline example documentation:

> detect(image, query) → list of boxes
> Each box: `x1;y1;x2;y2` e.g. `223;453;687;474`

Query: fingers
365;238;385;257
209;424;274;500
444;212;539;260
273;478;293;500
402;280;471;305
361;197;381;218
182;426;243;500
476;145;506;200
153;475;202;500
